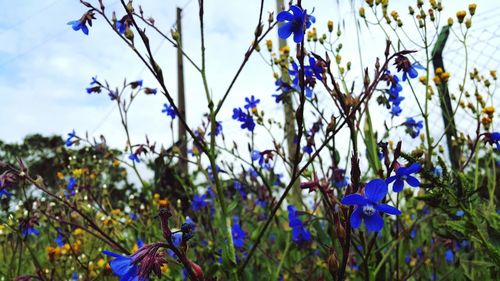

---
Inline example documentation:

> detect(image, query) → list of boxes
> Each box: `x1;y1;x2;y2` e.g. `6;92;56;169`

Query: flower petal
406;163;421;174
278;23;293;40
364;179;387;202
350;207;363;229
277;11;294;22
386;175;397;184
290;5;304;18
376;203;401;215
406;175;420;187
341;194;367;206
293;28;304;43
364;213;384;232
393;179;405;192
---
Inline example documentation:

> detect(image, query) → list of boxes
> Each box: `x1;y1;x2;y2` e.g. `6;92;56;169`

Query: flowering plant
1;1;499;280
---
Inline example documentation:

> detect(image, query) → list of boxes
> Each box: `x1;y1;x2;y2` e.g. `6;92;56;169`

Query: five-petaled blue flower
484;132;500;150
244;95;260;111
232;216;247;249
386;163;421;192
102;250;145;281
277;5;315;43
341;179;401;232
287;205;312;244
162;104;176;119
191;194;207;211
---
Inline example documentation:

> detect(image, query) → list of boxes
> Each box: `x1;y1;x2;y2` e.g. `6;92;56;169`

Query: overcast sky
1;0;499;165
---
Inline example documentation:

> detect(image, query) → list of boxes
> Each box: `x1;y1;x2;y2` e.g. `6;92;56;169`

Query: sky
1;0;499;169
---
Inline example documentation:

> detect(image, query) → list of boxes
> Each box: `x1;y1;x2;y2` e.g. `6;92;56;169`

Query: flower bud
456;11;466;23
447;17;453;26
468;4;477;16
465;18;471;28
327;250;339;276
359;7;365;18
327;20;334;32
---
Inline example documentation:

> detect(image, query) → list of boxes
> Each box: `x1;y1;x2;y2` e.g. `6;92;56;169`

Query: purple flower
341;179;401;232
277;5;315;43
386;163;421;192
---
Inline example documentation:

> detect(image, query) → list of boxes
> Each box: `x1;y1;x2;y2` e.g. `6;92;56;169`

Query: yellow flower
441;72;450;81
72;168;83;178
279;46;290;56
483;106;495;116
97;258;106;268
56;172;65;180
435;67;443;75
447;17;453;26
433;76;441;85
161;263;170;274
73;228;83;236
112;159;120;168
359;7;365;18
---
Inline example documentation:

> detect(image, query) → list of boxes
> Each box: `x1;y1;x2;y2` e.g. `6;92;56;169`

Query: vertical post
176;7;188;175
431;26;460;169
276;0;302;205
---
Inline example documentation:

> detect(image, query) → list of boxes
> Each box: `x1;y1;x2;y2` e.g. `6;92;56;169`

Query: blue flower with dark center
65;130;76;147
386;163;421;192
181;217;196;240
308;57;323;81
277;5;315;43
162;104;176;119
191;194;207;211
287;205;312;244
288;61;314;98
22;226;40;237
232;107;256;132
403;118;423;138
232;217;246;249
341;179;401;232
67;177;77;191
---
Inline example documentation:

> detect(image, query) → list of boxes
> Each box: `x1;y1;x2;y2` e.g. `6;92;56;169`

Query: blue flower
445;249;454;264
386;163;421;192
456;210;465;217
167;232;183;257
191;194;207;211
341;179;401;232
162;104;176;119
67;19;89;35
403;118;423;138
0;189;12;198
67;177;77;190
231;217;247;249
277;5;315;43
484;132;500;150
287;205;312;244
181;217;196;240
22;226;40;237
102;250;145;281
394;56;425;81
54;234;64;247
232;107;256;132
234;181;247;199
303;145;313;155
128;153;140;163
288;61;314;98
244;95;260;111
65;130;76;147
